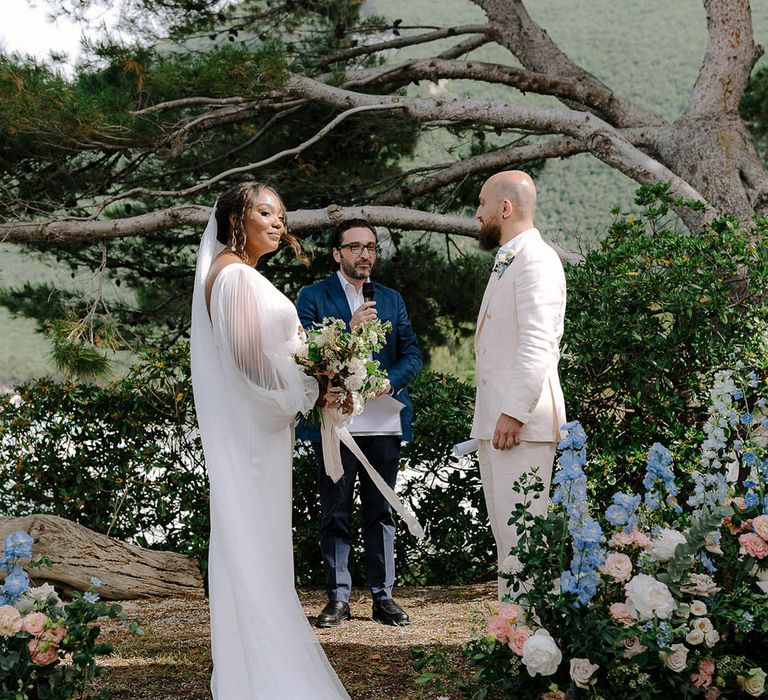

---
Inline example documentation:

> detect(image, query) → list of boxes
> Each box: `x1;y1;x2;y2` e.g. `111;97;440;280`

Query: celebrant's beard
340;256;371;280
478;220;501;251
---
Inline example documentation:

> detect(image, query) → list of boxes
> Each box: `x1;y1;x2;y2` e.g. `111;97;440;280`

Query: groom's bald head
476;170;537;250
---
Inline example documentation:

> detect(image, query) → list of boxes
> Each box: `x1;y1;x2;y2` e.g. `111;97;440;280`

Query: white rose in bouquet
691;617;713;634
704;629;719;647
624;574;676;620
650;528;688;562
569;658;599;689
521;629;562;677
601;552;633;582
738;667;767;697
689;600;708;616
0;605;22;636
623;636;647;659
685;628;704;645
659;643;689;673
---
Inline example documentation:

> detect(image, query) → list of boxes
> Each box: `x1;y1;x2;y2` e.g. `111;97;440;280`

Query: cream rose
650;528;688;562
569;658;599;689
0;605;22;637
685;628;704;645
704;629;719;648
521;629;562;677
623;636;647;659
690;600;708;616
692;617;714;634
737;667;767;697
624;574;676;620
602;552;633;582
659;643;689;673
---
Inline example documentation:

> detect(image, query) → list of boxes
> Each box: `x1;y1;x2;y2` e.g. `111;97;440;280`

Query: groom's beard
478;220;501;251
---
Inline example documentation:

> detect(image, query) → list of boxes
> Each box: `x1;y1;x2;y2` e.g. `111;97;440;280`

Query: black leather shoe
316;601;351;628
372;598;410;626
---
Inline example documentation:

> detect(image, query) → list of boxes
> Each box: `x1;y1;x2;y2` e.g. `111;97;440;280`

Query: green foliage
742;63;768;160
561;190;768;471
0;344;209;567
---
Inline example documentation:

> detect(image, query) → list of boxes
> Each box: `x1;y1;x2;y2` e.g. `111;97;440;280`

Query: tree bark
0;514;204;600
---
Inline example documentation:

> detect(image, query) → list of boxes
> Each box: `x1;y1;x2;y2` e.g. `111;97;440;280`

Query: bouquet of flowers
0;530;141;699
420;361;768;699
295;316;392;422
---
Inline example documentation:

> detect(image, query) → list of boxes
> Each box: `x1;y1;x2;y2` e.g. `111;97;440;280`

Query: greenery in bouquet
295;317;392;422
419;361;768;699
0;530;141;700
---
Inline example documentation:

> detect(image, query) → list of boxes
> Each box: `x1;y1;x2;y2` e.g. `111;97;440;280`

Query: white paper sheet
346;394;404;435
452;438;479;457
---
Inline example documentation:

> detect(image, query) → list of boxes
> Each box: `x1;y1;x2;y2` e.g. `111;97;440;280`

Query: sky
1;0;118;68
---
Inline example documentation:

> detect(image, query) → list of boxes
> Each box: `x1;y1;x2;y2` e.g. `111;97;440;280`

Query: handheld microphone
362;281;375;303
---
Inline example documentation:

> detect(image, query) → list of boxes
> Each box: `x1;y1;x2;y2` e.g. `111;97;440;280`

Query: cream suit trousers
478;439;556;600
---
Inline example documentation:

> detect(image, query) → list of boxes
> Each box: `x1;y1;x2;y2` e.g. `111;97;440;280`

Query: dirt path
93;583;496;699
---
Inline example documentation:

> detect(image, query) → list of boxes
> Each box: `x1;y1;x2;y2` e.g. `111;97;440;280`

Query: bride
191;181;350;699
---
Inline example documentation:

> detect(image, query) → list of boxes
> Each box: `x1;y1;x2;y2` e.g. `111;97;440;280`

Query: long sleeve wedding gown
191;210;350;699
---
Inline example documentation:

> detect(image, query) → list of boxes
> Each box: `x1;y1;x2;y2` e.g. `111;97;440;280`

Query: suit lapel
326;274;353;326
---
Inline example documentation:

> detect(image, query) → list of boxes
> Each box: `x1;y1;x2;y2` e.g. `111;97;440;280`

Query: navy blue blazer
295;274;423;443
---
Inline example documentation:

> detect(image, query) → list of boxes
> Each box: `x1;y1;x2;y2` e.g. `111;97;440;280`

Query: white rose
0;605;22;636
650;528;688;562
738;668;767;697
689;600;708;616
692;617;713;634
685;628;704;645
658;643;689;673
569;658;599;689
704;629;719;648
344;374;365;392
601;552;633;582
624;574;677;620
521;629;562;677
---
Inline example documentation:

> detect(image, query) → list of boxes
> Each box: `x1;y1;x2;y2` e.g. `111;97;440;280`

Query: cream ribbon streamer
320;407;425;539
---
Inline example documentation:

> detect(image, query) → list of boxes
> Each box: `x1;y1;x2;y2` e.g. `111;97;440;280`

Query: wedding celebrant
296;219;423;628
471;171;567;600
191;181;350;699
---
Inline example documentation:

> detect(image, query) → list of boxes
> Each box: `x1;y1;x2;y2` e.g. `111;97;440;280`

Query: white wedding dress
191;209;350;699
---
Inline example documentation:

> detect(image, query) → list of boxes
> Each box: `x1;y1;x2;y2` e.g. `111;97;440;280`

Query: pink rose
691;672;713;688
740;533;768;559
486;615;512;643
751;515;768;541
704;687;721;700
28;638;58;666
611;530;635;548
609;602;635;625
498;603;523;624
632;530;652;548
623;636;647;659
508;625;532;656
21;612;48;637
700;659;716;676
40;624;66;645
602;552;633;582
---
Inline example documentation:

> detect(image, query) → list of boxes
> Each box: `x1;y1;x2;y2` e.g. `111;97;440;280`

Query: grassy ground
91;583;495;700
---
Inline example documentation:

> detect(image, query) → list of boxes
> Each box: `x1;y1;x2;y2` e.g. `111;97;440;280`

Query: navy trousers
313;435;400;603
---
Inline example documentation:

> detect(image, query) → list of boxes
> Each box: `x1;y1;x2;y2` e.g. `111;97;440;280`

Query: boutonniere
492;250;517;279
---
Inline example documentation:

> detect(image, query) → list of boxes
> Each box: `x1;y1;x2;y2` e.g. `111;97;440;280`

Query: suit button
481;379;487;385
486;313;492;320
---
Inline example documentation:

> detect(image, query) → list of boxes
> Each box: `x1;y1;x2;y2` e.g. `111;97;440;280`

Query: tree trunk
0;514;204;600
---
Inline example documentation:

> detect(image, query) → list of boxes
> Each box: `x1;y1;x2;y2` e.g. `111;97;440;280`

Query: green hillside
1;0;767;384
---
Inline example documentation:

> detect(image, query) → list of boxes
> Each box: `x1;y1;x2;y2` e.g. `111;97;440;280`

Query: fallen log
0;514;204;600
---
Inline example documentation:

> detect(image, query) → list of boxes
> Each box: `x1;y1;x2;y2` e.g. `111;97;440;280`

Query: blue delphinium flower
733;389;745;400
91;577;103;588
643;443;677;511
605;491;641;531
553;421;605;607
3;564;29;598
688;471;729;509
84;591;100;604
699;552;717;573
741;412;754;426
2;530;33;564
747;372;759;388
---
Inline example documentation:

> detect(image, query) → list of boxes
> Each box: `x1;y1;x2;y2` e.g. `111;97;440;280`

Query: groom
471;170;567;599
296;219;422;627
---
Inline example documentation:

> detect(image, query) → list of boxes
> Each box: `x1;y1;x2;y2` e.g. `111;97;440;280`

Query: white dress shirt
337;271;365;315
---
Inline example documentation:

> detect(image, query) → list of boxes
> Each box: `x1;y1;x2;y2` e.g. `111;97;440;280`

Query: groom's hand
493;413;523;450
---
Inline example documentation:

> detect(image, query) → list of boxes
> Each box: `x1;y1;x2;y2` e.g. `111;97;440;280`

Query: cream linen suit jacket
471;228;567;442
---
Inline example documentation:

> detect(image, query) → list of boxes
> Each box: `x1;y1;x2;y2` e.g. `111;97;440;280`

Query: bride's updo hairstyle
215;181;309;266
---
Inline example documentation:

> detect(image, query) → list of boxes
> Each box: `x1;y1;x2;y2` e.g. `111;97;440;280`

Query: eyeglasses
337;242;380;256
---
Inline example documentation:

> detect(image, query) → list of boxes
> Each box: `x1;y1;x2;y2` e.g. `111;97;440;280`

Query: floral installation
418;361;768;699
492;249;517;279
0;530;141;699
295;316;392;422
